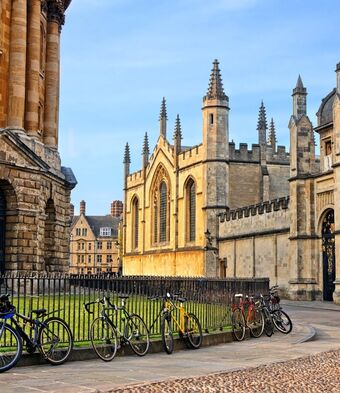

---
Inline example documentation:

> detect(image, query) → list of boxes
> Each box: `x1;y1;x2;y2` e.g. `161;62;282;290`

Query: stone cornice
47;0;65;28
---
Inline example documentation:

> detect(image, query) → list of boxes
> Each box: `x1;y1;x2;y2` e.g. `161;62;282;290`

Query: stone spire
173;114;182;153
123;142;131;177
292;75;307;118
205;59;228;101
257;101;267;145
142;132;149;167
268;118;277;151
159;97;167;139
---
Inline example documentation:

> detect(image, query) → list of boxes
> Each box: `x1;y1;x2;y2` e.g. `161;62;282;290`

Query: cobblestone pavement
112;349;340;393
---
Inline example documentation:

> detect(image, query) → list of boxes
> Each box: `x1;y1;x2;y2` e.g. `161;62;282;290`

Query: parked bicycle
268;286;293;334
149;292;203;354
84;295;150;361
256;294;274;337
231;293;264;341
0;294;73;373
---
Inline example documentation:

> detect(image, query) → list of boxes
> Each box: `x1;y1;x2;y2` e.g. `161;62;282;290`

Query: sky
58;0;340;215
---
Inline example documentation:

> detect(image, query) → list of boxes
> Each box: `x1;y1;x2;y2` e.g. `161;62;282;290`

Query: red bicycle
231;293;264;341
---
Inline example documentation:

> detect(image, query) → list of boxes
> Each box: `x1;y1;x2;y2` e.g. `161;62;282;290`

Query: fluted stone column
25;0;41;138
7;0;27;129
44;4;64;149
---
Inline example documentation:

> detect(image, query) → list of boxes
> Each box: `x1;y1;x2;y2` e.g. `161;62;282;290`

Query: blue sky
59;0;340;215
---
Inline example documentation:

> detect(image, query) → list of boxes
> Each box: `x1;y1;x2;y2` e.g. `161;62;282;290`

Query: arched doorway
44;199;56;272
322;209;335;301
0;189;6;274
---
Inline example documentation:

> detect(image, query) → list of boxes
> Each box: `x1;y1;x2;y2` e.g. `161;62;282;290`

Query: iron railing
0;274;269;343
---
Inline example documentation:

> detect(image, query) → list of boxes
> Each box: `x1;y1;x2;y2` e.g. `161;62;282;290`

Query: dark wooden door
322;210;335;301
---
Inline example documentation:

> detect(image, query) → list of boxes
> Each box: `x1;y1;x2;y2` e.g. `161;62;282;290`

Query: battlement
179;144;202;160
229;142;289;163
128;169;143;182
219;196;290;222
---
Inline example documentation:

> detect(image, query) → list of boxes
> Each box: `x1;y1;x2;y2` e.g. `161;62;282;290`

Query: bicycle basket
0;297;16;319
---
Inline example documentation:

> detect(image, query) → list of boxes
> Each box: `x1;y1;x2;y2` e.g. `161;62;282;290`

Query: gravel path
111;349;340;393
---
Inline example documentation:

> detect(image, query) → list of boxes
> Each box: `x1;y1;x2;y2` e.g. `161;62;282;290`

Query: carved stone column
43;2;64;149
25;0;41;138
7;0;27;129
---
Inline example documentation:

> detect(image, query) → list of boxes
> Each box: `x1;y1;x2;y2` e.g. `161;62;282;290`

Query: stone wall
218;197;290;290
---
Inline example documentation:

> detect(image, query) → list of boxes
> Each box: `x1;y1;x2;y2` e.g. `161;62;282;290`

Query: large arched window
152;165;170;244
159;182;168;243
186;178;196;242
131;197;139;250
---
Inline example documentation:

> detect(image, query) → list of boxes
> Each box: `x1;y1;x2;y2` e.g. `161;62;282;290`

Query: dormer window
100;227;112;237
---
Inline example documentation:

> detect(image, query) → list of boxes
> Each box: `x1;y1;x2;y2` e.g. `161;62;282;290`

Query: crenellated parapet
229;142;289;164
219;196;289;222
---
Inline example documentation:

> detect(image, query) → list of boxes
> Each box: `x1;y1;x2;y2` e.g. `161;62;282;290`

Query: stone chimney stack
80;200;86;215
336;62;340;94
111;200;123;217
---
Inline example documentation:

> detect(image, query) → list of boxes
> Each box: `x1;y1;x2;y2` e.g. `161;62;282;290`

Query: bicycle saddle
177;297;187;302
118;294;129;299
31;308;47;316
234;294;243;298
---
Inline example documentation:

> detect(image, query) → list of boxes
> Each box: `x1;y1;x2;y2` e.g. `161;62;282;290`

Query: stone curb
16;329;235;367
293;325;317;344
282;301;340;312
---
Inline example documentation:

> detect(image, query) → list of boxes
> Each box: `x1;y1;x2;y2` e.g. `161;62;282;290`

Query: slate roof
72;215;120;238
316;88;336;127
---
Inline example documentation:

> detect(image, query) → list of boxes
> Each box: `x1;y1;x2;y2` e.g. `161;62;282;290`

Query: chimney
336;62;340;94
111;200;123;217
80;200;86;215
70;203;74;217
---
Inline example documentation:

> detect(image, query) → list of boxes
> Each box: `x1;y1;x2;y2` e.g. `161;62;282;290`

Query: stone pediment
0;129;50;171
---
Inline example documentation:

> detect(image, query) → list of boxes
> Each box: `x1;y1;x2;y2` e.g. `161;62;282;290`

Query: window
96;255;102;263
159;182;168;242
77;242;80;251
107;241;112;250
88;242;92;251
210;113;214;125
324;140;332;171
77;255;80;264
76;228;81;236
132;197;139;249
82;228;87;236
97;241;102;250
186;179;196;242
100;227;112;237
81;242;85;250
81;255;85;263
106;255;113;263
88;255;91;263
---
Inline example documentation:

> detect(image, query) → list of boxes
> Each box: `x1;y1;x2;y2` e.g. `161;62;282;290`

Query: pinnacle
173;114;182;141
296;75;304;89
123;142;131;164
159;97;167;120
257;101;267;131
268;118;277;147
293;74;307;95
142;132;150;156
206;59;228;100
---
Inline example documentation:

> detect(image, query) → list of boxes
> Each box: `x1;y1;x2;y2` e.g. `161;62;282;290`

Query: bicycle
231;293;264;341
268;286;293;334
0;293;73;373
84;294;150;361
256;294;274;337
149;292;203;354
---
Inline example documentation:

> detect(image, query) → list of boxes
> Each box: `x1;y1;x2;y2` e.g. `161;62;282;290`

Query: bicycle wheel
232;308;246;341
185;313;202;349
0;324;22;373
262;308;274;337
248;308;264;338
39;317;73;365
161;314;174;354
124;314;150;356
272;309;293;334
90;317;118;361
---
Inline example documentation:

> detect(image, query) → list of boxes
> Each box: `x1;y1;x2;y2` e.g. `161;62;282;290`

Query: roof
72;215;120;238
316;88;336;127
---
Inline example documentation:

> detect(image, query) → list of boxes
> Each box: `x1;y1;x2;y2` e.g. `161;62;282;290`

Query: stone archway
322;209;335;301
44;198;56;272
0;180;18;273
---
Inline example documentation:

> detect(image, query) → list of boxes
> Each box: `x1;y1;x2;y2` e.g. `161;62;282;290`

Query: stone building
122;60;290;277
123;59;340;303
0;0;76;273
70;201;121;274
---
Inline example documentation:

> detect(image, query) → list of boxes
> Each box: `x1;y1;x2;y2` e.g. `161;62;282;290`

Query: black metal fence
0;274;269;344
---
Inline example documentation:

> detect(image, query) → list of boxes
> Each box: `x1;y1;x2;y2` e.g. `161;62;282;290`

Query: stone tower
0;0;76;273
288;75;317;299
202;59;229;276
